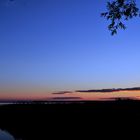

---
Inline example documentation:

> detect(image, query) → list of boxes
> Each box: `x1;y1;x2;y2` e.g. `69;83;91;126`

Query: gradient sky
1;0;140;98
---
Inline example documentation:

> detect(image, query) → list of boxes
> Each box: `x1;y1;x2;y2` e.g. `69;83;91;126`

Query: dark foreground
0;100;140;139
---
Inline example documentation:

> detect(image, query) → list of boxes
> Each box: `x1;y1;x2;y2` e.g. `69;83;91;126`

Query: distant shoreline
0;97;139;105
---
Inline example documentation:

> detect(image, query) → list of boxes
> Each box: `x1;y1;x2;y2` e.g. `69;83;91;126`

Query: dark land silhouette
0;99;140;139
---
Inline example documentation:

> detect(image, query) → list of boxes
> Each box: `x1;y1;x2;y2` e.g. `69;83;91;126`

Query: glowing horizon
1;88;140;101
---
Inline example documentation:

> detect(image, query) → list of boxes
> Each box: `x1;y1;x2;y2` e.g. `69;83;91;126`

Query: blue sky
1;0;140;92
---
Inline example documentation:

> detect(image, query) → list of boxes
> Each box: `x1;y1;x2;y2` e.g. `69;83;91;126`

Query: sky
1;0;140;100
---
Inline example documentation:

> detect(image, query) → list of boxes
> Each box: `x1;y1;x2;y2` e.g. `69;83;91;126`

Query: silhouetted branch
101;0;140;35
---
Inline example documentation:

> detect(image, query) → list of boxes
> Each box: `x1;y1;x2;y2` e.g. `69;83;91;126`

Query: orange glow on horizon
1;90;140;101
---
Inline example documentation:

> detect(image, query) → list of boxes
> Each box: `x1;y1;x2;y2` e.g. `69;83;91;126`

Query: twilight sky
1;0;140;99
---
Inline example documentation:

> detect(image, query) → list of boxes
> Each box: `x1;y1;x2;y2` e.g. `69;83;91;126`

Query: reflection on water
0;129;15;140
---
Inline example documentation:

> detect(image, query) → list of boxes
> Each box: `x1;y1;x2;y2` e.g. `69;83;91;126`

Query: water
0;129;15;140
